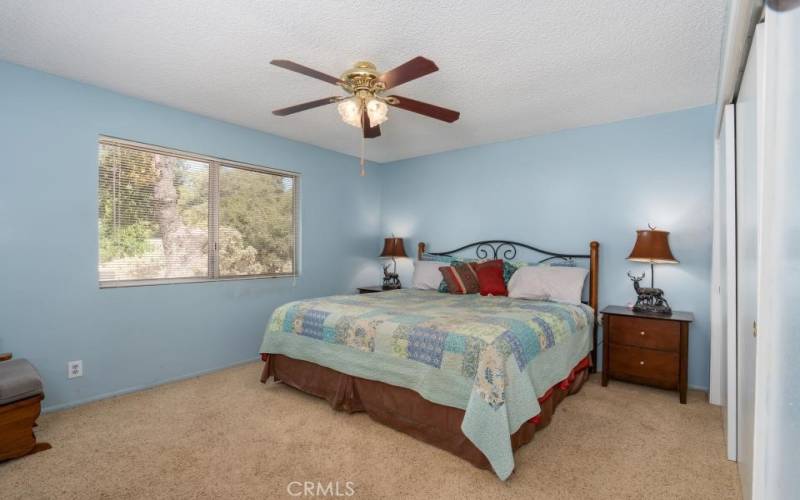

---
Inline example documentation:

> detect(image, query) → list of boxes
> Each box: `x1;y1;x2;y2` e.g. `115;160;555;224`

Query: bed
259;240;599;480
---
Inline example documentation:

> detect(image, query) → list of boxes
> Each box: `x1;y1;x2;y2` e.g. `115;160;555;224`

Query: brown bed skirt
260;353;590;473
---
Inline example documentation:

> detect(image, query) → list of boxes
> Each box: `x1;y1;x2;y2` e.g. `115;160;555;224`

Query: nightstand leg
679;322;688;404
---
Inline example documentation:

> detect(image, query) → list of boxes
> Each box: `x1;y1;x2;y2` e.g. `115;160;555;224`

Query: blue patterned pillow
422;253;454;263
503;260;525;284
541;258;577;268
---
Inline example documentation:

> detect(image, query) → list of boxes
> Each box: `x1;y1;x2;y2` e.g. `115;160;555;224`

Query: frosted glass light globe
337;98;362;128
366;98;388;126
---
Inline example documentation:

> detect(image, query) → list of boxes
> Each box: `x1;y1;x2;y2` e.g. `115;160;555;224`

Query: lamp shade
379;237;408;258
627;229;678;264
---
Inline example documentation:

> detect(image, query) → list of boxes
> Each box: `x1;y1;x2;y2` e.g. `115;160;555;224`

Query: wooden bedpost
418;242;426;260
589;241;599;373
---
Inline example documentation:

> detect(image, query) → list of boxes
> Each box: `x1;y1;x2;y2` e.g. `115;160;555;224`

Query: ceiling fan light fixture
337;97;362;128
271;57;460;176
366;98;388;126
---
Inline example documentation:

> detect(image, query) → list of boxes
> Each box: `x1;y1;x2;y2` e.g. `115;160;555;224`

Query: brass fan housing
341;61;385;95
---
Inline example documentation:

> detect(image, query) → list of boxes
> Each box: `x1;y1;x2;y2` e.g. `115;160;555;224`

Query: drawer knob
639;361;645;366
640;331;646;336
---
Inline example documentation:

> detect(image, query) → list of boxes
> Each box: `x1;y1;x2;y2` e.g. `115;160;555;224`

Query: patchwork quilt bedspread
260;289;593;480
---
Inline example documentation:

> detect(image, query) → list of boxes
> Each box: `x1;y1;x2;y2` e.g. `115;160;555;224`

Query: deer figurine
382;263;400;290
627;271;672;315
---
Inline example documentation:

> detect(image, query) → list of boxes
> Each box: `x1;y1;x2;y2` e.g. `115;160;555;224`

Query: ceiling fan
270;57;460;174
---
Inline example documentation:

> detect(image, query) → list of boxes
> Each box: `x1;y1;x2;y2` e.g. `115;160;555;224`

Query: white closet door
753;4;800;496
734;23;764;500
720;104;737;462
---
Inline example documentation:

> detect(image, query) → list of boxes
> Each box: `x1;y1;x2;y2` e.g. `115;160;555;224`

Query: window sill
99;274;298;289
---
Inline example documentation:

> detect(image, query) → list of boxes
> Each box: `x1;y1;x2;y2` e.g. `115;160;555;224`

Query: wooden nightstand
601;306;694;403
357;286;390;294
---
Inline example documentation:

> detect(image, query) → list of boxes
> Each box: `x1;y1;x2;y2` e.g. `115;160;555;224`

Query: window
98;137;298;287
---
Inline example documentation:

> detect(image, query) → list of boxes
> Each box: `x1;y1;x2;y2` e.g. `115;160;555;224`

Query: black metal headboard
420;239;590;265
417;239;600;373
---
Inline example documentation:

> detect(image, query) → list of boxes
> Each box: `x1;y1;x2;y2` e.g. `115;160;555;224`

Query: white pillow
507;266;589;305
411;260;445;290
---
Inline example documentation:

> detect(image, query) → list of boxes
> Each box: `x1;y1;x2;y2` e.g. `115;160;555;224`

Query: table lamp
379;237;407;289
626;225;678;314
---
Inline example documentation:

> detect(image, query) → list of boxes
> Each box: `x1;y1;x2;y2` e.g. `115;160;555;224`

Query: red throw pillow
475;260;508;296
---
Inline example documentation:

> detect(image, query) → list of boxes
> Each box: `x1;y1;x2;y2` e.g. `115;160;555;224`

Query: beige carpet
1;362;739;499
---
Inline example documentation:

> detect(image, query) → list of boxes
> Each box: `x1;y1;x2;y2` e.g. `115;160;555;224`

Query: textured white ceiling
0;1;726;163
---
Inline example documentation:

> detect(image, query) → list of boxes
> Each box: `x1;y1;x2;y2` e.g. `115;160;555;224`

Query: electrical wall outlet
68;360;83;379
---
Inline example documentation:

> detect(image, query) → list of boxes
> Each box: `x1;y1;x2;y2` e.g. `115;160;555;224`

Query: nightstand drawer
609;316;680;351
608;344;679;389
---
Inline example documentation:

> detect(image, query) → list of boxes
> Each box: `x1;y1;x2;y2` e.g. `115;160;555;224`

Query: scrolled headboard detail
418;239;600;372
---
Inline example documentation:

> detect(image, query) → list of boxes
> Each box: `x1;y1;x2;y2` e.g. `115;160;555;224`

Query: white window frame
98;136;300;288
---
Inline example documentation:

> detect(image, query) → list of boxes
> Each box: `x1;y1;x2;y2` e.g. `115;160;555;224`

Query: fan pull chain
360;135;366;176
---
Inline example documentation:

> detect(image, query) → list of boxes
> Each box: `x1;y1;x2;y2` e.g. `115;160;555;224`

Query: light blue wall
379;106;715;390
0;60;715;409
0;61;381;410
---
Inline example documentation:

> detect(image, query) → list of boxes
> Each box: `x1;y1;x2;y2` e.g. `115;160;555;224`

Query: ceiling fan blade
273;97;341;116
387;95;460;123
271;59;345;86
361;109;381;138
379;56;439;90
